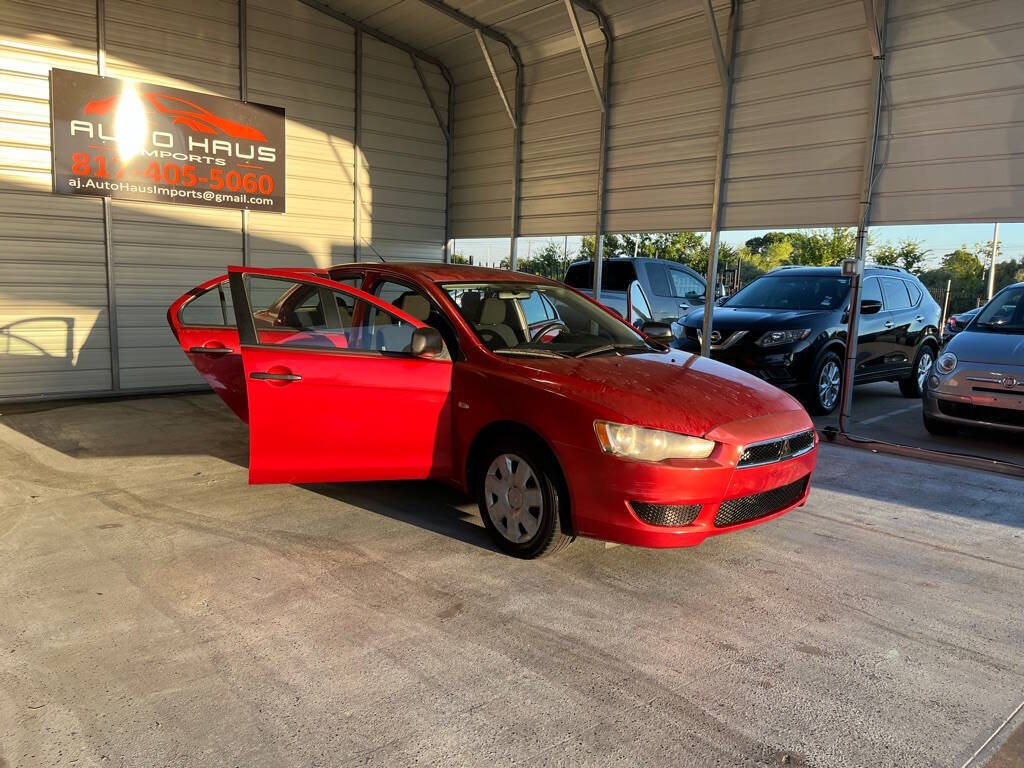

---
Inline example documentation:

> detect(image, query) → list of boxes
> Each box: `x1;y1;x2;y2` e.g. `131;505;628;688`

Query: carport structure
1;0;1023;404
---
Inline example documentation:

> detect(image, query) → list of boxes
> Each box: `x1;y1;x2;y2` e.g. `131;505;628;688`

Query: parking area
1;393;1022;767
814;382;1024;466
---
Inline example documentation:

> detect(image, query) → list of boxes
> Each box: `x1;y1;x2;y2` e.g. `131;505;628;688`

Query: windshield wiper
573;343;653;359
493;348;569;359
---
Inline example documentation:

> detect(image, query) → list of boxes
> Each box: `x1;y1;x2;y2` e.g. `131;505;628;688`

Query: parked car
169;262;818;558
942;306;981;345
563;257;711;326
677;266;942;415
923;283;1024;436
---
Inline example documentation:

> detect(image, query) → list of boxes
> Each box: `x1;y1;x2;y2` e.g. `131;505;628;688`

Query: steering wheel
531;321;570;342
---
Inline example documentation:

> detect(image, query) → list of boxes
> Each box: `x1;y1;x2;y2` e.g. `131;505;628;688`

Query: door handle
915;316;925;323
189;346;233;355
884;320;895;329
250;371;302;382
678;303;689;308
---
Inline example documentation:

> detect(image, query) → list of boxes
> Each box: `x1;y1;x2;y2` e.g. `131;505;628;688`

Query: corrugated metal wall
872;0;1024;224
0;0;448;400
0;0;112;397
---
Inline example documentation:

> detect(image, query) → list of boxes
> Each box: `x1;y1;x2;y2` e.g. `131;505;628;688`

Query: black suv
677;266;942;414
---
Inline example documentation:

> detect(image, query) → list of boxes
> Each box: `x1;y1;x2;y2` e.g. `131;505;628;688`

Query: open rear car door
226;266;454;485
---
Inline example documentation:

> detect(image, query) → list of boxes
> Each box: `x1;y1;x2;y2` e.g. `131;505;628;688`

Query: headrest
480;297;506;325
399;293;431;321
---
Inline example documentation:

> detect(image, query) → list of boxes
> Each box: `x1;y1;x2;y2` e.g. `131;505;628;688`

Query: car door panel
228;267;454;485
168;276;248;421
852;277;891;381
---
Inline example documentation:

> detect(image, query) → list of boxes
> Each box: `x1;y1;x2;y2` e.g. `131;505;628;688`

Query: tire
923;412;958;437
807;351;843;415
899;344;936;398
475;438;573;559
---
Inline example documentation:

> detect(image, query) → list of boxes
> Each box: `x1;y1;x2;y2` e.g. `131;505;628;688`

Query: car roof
330;261;557;285
764;265;913;278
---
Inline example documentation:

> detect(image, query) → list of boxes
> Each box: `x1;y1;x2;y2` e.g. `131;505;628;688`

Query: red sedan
168;263;817;558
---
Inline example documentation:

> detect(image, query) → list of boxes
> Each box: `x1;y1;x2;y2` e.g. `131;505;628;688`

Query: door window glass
562;261;636;291
669;269;704;300
520;290;554;324
243;276;420;354
861;277;883;304
180;280;234;326
905;280;922;305
371;280;460;358
646;262;672;297
881;277;912;310
629;282;652;325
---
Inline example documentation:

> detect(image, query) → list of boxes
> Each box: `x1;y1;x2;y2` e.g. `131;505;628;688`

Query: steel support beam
474;30;516;128
702;0;729;86
353;28;362;262
839;0;888;432
239;0;249;267
563;0;605;111
566;1;612;300
296;0;456;265
700;0;739;357
96;0;119;391
862;0;882;58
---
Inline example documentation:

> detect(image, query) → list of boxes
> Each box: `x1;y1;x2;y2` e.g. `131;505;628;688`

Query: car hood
682;306;831;330
520;351;811;443
947;329;1024;365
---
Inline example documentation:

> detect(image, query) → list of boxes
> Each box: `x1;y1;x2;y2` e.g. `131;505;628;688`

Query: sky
454;222;1023;270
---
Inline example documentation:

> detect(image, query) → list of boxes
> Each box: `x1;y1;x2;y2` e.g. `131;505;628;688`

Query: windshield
726;274;851;311
442;282;652;358
972;287;1024;333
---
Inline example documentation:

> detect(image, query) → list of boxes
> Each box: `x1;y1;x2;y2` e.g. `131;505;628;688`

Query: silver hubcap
917;350;933;390
819;361;841;410
484;454;544;544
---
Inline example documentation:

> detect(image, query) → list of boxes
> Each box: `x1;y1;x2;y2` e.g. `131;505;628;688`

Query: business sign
50;68;286;212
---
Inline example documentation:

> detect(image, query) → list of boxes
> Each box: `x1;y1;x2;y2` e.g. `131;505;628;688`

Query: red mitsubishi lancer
169;262;817;558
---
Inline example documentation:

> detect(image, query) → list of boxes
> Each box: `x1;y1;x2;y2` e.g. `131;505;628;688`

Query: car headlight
594;421;715;462
755;329;811;347
935;352;957;374
670;320;683;338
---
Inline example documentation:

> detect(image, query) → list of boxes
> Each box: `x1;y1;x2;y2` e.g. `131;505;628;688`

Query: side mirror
640;321;674;341
860;299;883;315
411;327;445;358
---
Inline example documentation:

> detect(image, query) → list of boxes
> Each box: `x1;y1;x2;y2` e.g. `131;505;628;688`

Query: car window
371;279;461;359
562;261;636;292
861;277;883;305
629;282;652;324
974;286;1024;332
905;280;922;305
242;276;421;354
881;277;912;310
646;262;672;297
669;268;704;300
180;279;235;326
728;275;851;310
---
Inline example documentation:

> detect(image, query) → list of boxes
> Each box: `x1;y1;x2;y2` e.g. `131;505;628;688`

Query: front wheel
476;440;573;559
899;344;935;398
808;351;843;415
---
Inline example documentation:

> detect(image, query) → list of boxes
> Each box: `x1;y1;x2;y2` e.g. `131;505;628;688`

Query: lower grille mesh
714;475;809;528
631;501;701;527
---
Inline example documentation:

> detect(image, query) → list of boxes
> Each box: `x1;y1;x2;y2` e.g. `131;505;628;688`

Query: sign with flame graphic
50;68;286;212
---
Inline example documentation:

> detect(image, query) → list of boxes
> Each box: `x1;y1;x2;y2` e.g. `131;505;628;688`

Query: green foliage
450;252;471;265
510;240;574;279
786;228;858;266
941;247;984;284
869;238;928;273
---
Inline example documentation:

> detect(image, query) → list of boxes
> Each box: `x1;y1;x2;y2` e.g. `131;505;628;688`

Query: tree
450;252;470;265
515;240;573;279
869;238;928;273
941;247;984;284
787;228;858;266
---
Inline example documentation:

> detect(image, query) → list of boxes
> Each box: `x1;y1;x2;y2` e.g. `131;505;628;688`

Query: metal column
839;0;888;432
700;0;739;357
96;0;120;390
353;28;362;262
410;52;455;263
239;0;249;267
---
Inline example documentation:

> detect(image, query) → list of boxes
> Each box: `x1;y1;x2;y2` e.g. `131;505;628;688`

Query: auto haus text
66;120;278;167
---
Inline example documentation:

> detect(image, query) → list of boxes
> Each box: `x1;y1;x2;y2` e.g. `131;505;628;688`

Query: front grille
737;430;815;468
714;475;809;528
937;400;1024;427
631;501;701;527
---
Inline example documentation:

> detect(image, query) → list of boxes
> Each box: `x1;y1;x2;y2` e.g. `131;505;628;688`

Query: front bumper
924;361;1024;433
557;420;818;548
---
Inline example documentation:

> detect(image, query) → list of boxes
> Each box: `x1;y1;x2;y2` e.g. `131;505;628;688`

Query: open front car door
227;266;454;485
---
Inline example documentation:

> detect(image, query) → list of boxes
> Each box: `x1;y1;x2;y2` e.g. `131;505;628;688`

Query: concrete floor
1;394;1022;768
